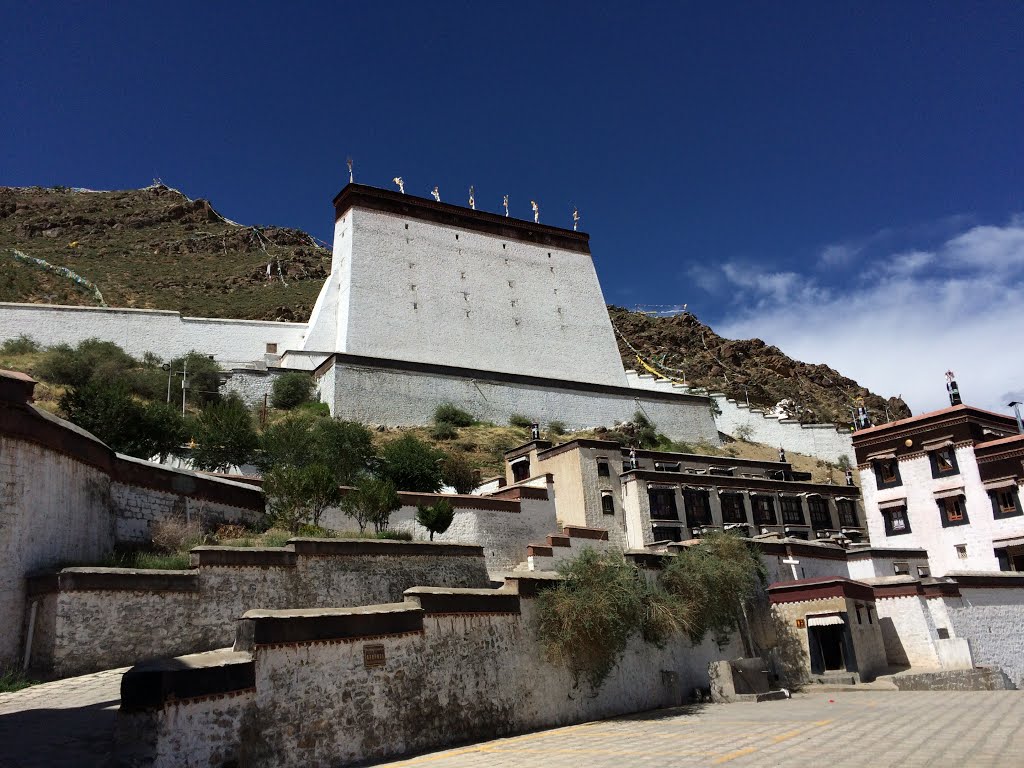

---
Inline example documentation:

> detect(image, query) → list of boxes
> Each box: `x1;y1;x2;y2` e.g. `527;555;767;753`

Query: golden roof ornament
392;177;405;194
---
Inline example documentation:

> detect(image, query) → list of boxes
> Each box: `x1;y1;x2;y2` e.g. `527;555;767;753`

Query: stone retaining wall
24;539;489;678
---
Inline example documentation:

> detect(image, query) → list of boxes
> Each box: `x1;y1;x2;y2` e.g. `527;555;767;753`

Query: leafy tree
440;452;477;494
378;433;444;492
60;381;186;459
258;415;373;485
171;351;222;408
38;338;137;389
341;475;401;533
632;411;660;449
271;371;315;409
415;499;455;541
189;394;258;471
263;464;341;533
433;403;475;427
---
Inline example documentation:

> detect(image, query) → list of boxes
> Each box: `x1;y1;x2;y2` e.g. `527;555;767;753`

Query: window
917;565;930;578
938;495;969;528
752;495;776;525
883;505;911;536
956;544;968;560
936;628;949;639
929;448;959;478
622;461;632;473
649;489;679;520
808;497;831;529
856;605;863;624
990;488;1023;519
511;459;530;483
780;497;805;525
684;489;712;527
720;493;747;524
837;499;859;528
265;342;278;354
893;561;910;575
597;460;610;478
874;458;902;488
709;467;734;477
601;492;615;515
652;526;683;543
655;461;681;473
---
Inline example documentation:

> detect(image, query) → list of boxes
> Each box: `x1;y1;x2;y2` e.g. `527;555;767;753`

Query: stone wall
317;354;721;445
25;539;490;678
0;371;265;670
0;301;307;365
945;580;1024;687
118;578;742;768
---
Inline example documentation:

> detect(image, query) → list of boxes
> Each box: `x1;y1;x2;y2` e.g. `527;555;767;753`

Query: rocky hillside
1;184;907;425
609;306;910;426
0;185;328;321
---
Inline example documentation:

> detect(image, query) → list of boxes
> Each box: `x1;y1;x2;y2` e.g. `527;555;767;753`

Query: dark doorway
809;625;849;673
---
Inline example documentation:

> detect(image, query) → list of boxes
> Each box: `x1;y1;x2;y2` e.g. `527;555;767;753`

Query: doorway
808;624;853;674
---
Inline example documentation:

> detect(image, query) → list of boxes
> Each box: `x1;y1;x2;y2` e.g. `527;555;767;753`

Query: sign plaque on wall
363;644;386;668
795;619;806;629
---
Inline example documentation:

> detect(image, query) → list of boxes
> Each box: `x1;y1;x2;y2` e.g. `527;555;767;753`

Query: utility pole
163;363;172;404
181;358;188;416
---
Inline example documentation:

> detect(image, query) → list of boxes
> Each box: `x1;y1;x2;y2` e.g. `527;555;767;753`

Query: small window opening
404;223;408;230
265;343;278;354
917;565;931;578
601;492;615;515
597;460;610;477
956;544;968;560
893;561;910;575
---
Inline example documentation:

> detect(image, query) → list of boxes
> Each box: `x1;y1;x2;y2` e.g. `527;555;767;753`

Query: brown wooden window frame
780;497;805;525
938;495;969;528
720;493;747;524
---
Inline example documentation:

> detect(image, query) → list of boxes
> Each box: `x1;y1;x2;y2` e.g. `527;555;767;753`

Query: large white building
853;404;1024;575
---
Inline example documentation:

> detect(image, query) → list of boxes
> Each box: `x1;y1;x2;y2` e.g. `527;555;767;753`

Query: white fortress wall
319;354;721;444
625;369;855;463
306;190;628;388
301;213;352;352
0;302;307;364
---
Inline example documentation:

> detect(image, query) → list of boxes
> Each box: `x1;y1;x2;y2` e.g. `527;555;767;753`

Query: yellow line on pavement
713;746;758;763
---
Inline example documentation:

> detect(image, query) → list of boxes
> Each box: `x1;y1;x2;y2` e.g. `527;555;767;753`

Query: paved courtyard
0;676;1022;767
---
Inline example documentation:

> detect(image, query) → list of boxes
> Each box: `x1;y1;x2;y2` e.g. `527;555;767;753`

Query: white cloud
710;217;1024;417
819;243;861;268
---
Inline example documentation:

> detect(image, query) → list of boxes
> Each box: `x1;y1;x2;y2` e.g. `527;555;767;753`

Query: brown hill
608;306;910;426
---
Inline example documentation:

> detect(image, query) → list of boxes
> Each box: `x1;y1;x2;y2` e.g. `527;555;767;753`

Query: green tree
415;499;455;541
172;351;222;408
38;338;136;389
271;371;315;409
263;464;341;533
189;394;258;471
341;475;401;533
378;433;444;492
441;452;477;494
258;414;373;485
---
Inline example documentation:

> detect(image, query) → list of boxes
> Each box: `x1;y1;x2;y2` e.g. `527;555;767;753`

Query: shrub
172;351;222;408
508;413;532;428
632;411;660;448
258;415;374;485
836;454;852;472
441;452;477;494
37;338;136;389
430;421;459;440
376;529;413;541
150;518;204;553
188;394;258;471
434;403;476;427
341;475;401;533
0;669;39;693
0;335;40;355
733;423;755;442
416;499;455;541
271;371;315;409
263;464;341;533
296;401;330;417
378;433;444;492
547;420;567;436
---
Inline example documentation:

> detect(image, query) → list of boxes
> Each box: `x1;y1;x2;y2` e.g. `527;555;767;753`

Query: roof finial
572;206;580;231
431;186;441;203
468;185;475;210
392;177;405;194
531;200;540;224
503;195;509;217
347;158;354;184
946;370;962;406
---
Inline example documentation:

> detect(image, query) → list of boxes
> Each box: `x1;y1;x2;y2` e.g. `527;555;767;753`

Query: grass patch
0;668;40;693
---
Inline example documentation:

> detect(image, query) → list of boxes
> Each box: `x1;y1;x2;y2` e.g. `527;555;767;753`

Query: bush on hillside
441;452;477;494
378;433;444;493
547;420;567;436
0;335;40;355
257;415;373;485
271;371;315;409
508;413;532;428
173;351;222;407
430;421;459;440
433;403;476;427
188;394;258;472
38;338;137;389
263;463;341;533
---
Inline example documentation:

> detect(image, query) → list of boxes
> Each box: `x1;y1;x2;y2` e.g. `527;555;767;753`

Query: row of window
646;488;858;528
881;488;1022;536
599;459;739;477
874;446;959;489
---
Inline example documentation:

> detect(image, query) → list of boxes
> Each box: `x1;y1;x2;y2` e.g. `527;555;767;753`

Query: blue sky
3;2;1023;415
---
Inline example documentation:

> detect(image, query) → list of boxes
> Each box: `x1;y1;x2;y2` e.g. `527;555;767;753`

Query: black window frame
600;492;615;515
751;495;777;525
651;525;682;543
929;447;959;479
683;489;713;527
990;488;1023;519
937;495;969;528
719;492;747;524
780;496;805;525
837;499;859;527
596;459;610;478
511;458;530;483
648;488;679;521
808;497;831;529
883;505;912;536
874;458;902;489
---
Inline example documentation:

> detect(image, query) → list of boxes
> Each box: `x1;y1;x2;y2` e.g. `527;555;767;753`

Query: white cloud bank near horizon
709;215;1024;418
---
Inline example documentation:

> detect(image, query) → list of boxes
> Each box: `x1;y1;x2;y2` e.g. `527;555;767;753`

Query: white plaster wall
0;302;307;364
0;437;114;667
860;447;1024;576
308;208;627;387
323;361;720;444
847;554;931;580
946;586;1024;687
624;371;855;463
526;537;617;572
873;596;941;668
142;600;742;768
761;553;850;583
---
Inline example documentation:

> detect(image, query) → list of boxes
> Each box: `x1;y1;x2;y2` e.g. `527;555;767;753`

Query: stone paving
0;667;124;768
374;690;1024;768
0;676;1022;767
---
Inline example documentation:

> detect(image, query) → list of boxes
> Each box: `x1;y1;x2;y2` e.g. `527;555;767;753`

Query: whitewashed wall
946;586;1024;687
0;302;307;364
305;208;628;387
859;447;1024;575
321;359;721;444
625;370;855;463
